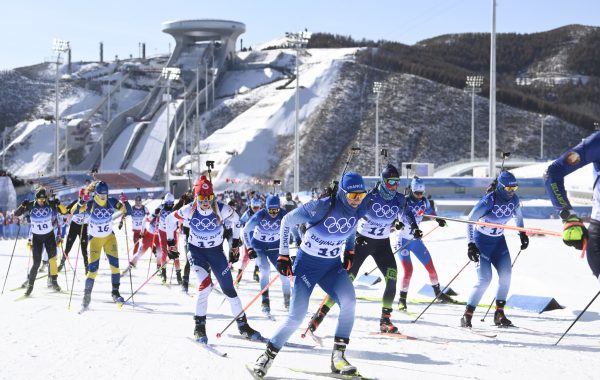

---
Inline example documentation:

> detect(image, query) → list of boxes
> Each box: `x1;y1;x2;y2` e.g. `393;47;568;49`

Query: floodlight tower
53;38;70;176
373;81;383;175
466;76;484;162
162;67;181;191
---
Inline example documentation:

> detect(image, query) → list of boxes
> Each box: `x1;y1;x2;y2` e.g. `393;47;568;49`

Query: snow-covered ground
1;216;599;380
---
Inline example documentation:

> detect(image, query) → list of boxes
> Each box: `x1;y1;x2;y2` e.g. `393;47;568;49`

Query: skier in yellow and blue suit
74;181;132;309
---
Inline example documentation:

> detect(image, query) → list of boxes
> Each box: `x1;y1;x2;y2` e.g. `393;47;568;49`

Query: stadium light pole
466;76;483;162
489;0;497;177
540;114;545;159
373;81;383;175
286;30;311;193
53;38;69;177
162;67;181;192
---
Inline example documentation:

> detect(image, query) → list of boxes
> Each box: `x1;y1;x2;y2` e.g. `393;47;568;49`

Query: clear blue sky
1;0;597;70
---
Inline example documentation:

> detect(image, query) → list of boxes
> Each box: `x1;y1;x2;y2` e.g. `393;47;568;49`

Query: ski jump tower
162;19;245;67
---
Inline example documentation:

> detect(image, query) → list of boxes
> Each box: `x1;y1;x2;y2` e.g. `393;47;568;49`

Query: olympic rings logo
323;216;356;234
93;208;113;219
371;203;399;218
410;204;426;216
190;217;218;231
132;209;146;218
260;219;280;230
31;208;50;218
492;203;515;218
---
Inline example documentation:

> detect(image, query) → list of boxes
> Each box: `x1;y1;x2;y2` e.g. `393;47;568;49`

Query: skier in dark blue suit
243;194;300;314
252;172;369;378
460;171;529;328
545;131;600;282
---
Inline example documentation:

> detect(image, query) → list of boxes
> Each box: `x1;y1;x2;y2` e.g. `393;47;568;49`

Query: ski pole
364;224;440;277
216;274;280;338
412;260;471;323
59;242;69;292
122;261;169;305
424;214;562;237
123;217;135;305
300;295;330;338
1;224;21;294
555;289;600;346
480;249;522;322
67;222;85;310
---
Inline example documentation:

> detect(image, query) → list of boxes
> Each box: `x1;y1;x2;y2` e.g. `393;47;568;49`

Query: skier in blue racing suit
460;170;529;328
252;172;368;378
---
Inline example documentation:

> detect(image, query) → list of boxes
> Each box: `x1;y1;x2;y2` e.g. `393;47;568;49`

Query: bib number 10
317;247;340;257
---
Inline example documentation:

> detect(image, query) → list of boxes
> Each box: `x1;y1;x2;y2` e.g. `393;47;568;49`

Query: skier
58;188;90;274
283;192;297;213
460;171;529;328
306;164;421;335
155;193;181;284
544;131;600;282
15;187;67;296
252;172;369;378
121;195;148;256
396;177;455;310
240;197;263;282
75;181;132;308
243;194;298;314
165;175;261;343
174;191;194;293
123;204;159;274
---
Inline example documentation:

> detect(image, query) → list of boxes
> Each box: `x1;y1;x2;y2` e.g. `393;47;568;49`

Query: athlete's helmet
95;181;109;195
410;177;425;193
266;195;280;209
163;192;175;205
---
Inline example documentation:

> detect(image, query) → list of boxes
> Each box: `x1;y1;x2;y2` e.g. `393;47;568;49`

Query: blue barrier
507;294;564;313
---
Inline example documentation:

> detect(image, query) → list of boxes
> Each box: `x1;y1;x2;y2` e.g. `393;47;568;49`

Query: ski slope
1;216;599;379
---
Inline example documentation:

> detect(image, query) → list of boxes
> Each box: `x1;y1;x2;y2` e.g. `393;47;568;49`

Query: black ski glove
277;255;293;276
154;208;161;216
394;220;404;231
118;220;123;230
223;227;233;240
435;218;447;227
229;247;240;263
467;242;480;262
519;232;529;250
343;249;354;271
231;238;243;249
166;239;179;259
247;248;257;260
411;223;423;239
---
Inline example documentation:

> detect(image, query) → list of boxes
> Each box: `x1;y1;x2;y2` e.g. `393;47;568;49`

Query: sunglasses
413;191;424;196
197;194;214;201
385;178;400;185
344;191;367;201
268;208;280;214
504;185;518;192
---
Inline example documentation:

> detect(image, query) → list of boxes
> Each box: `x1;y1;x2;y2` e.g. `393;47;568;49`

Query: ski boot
24;279;34;297
121;262;135;277
181;278;189;293
253;343;279;378
57;256;66;272
176;269;182;285
461;305;475;328
253;265;260;282
47;275;53;288
50;275;61;292
433;284;455;303
380;307;399;333
237;314;262;341
111;286;124;304
494;300;514;327
193;315;207;343
159;267;167;284
308;304;330;333
82;288;92;308
261;298;271;314
283;293;291;311
331;337;357;375
397;291;408;311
